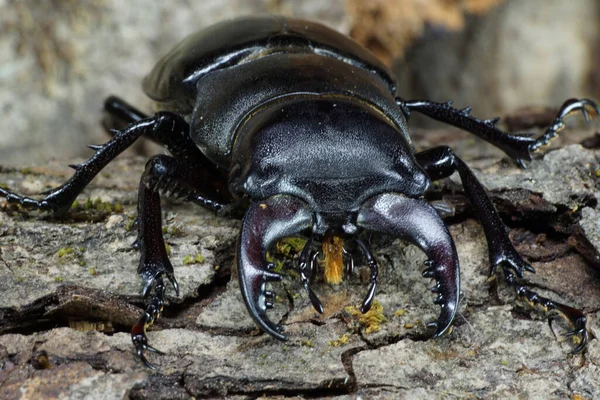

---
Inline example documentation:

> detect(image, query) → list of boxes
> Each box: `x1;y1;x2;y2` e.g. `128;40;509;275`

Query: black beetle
1;16;597;368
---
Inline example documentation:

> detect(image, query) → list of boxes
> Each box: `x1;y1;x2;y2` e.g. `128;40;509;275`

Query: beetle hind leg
104;95;149;125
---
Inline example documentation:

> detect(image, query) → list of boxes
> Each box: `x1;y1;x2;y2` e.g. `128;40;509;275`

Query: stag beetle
1;16;597;368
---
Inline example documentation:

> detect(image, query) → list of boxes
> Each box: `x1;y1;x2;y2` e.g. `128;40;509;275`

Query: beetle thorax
229;97;430;215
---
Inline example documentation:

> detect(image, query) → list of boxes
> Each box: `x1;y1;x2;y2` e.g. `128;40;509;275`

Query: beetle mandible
1;16;597;368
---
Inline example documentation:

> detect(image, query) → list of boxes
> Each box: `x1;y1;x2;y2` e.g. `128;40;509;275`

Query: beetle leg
0;111;228;214
502;267;589;353
0;117;160;214
357;193;460;337
417;146;535;278
416;146;590;350
299;236;324;314
103;96;196;151
131;275;167;370
529;99;600;154
399;97;599;167
104;95;149;124
133;152;233;366
136;155;182;292
130;155;179;367
237;195;313;339
102;95;153;141
104;99;233;208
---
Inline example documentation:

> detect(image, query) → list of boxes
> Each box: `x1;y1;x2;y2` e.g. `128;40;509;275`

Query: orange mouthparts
322;235;345;284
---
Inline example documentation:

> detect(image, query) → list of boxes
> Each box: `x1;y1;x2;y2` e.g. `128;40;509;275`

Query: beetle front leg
417;146;534;277
399;97;599;167
357;193;460;337
237;195;313;340
416;146;589;351
131;155;177;369
503;267;589;353
131;153;232;367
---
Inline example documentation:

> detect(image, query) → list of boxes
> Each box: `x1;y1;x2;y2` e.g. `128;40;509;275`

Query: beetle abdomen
142;16;396;113
189;53;409;168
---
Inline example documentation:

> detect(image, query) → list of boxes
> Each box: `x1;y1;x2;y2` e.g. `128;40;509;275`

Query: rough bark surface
1;117;600;399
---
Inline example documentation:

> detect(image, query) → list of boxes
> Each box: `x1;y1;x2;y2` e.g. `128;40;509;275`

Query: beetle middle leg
0;112;183;214
399;97;600;167
416;146;589;351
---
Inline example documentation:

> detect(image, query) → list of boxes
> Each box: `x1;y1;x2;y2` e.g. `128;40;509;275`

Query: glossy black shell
142;16;428;217
143;16;396;109
142;16;412;167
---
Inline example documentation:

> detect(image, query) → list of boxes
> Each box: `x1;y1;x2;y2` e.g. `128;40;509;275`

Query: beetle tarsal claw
166;274;180;296
131;311;164;369
529;98;600;154
144;344;164;354
492;249;535;279
560;315;590;354
501;266;591;353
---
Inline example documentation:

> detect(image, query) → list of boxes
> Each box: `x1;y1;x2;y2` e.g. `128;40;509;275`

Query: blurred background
0;0;598;165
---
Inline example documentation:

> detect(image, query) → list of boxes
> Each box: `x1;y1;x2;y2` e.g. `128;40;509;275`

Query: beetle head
229;96;430;226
